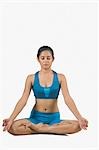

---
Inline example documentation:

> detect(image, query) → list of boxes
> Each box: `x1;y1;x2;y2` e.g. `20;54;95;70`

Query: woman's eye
41;57;44;60
40;57;51;60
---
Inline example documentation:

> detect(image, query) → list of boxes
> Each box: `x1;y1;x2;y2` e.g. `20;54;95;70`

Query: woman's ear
37;57;39;62
53;57;55;61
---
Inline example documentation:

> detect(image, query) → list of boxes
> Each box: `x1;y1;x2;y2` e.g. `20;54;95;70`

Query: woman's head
37;46;54;60
37;46;54;69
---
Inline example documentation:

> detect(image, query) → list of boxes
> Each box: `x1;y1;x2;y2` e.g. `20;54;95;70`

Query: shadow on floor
24;132;68;136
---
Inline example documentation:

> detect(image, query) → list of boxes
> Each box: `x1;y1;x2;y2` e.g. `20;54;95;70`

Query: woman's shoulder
26;71;38;82
26;74;35;85
56;72;66;83
56;71;66;78
58;73;65;78
26;74;34;79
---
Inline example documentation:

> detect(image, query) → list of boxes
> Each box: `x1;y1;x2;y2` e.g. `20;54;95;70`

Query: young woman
2;46;88;135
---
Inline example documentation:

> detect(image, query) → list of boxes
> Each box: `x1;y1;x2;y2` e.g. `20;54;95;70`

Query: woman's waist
35;98;57;101
33;101;59;113
30;109;60;121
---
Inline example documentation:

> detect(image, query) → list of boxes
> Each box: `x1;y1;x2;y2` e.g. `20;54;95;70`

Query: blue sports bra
32;71;61;99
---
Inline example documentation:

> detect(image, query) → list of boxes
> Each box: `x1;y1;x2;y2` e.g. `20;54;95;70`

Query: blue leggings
26;109;62;125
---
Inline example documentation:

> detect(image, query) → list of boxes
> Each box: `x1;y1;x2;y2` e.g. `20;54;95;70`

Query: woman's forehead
40;50;52;56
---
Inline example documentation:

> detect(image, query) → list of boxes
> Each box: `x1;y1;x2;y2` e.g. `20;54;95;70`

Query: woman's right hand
2;118;13;131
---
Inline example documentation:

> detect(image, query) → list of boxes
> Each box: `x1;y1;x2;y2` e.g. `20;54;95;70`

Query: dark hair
37;46;54;60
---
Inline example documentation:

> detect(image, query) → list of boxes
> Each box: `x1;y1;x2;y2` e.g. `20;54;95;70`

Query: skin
2;50;88;135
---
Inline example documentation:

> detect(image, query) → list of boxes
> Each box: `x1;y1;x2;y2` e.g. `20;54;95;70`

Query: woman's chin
43;66;50;70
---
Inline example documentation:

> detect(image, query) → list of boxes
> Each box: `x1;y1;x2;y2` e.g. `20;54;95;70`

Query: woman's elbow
18;98;28;106
64;95;73;104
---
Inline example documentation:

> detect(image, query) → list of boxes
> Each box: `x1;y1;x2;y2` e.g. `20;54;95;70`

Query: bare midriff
33;99;59;113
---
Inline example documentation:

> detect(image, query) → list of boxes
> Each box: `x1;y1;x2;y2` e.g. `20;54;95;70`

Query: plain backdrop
0;1;98;150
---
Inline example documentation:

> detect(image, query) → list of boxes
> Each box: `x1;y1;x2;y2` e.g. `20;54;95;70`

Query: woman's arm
60;74;82;120
9;75;33;121
60;74;88;129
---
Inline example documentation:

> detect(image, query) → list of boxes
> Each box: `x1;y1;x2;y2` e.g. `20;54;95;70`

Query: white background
0;0;98;150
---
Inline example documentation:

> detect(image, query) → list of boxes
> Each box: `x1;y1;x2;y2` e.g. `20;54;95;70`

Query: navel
44;108;47;111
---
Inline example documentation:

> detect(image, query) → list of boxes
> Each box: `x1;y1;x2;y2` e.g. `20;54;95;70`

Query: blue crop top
32;71;61;99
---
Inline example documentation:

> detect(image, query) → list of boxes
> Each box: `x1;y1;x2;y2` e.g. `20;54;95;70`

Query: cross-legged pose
2;46;88;135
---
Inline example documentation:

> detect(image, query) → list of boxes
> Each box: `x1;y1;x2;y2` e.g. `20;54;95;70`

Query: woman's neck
40;68;52;74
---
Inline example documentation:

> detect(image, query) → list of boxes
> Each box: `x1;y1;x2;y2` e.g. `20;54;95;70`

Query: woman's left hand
78;117;88;130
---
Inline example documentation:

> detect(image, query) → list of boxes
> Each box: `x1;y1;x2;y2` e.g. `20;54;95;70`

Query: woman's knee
73;121;81;133
8;122;18;135
8;120;23;135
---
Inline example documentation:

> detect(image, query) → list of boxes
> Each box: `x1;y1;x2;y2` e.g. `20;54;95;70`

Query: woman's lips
43;64;49;65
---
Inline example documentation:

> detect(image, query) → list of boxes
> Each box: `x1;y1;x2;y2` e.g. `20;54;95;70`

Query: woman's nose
44;58;48;61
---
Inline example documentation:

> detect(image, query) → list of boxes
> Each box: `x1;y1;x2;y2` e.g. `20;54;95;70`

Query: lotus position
2;46;88;135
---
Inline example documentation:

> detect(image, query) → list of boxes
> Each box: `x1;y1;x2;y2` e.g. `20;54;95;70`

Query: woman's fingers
81;122;88;130
2;119;9;126
3;124;11;131
3;126;7;131
3;119;13;132
79;118;88;130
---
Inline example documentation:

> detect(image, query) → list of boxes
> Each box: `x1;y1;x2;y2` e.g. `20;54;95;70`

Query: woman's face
38;50;54;70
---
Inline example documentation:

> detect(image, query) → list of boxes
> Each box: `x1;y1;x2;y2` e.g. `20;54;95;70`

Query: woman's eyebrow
41;56;51;57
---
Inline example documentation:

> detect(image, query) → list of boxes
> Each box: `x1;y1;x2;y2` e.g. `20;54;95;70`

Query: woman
2;46;88;135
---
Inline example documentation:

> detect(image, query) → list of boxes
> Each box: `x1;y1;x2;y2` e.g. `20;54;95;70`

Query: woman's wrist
9;117;15;122
76;115;83;121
